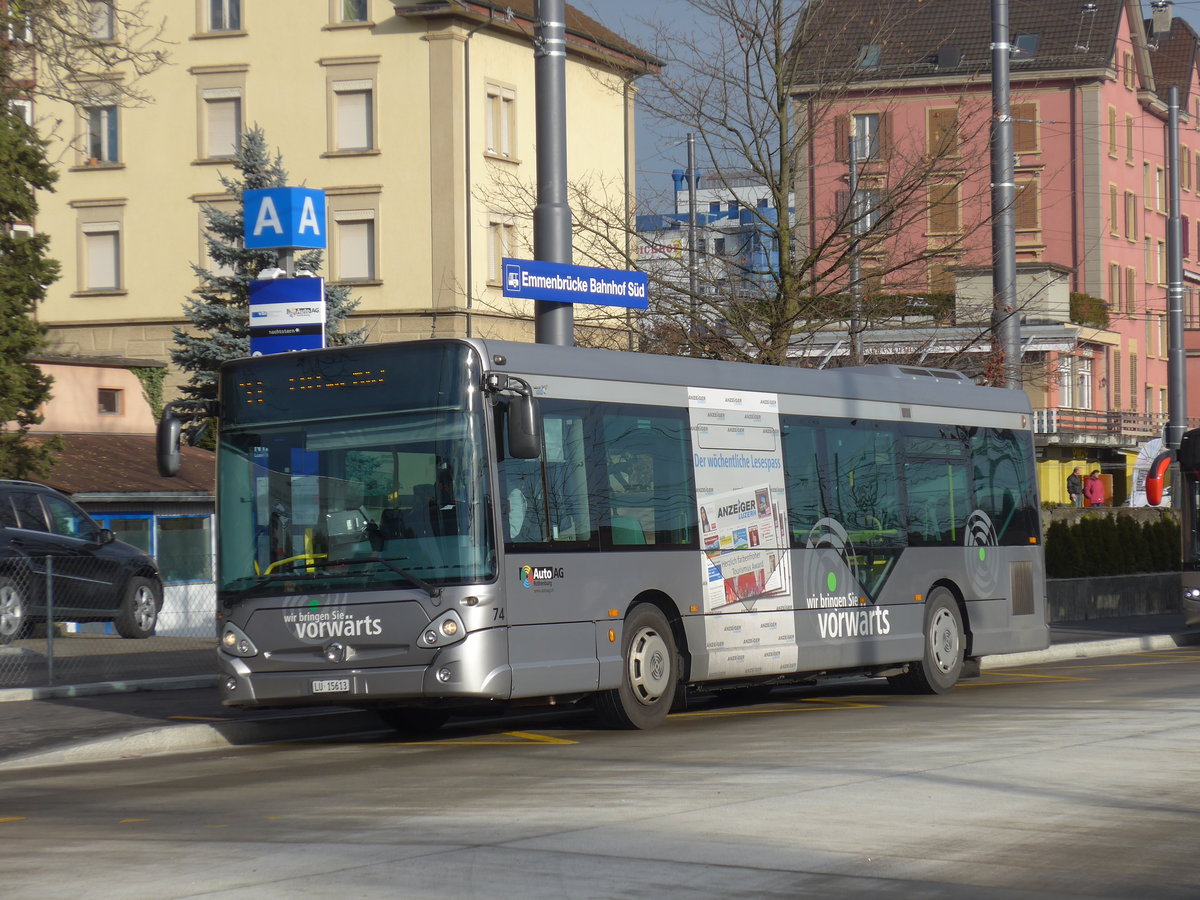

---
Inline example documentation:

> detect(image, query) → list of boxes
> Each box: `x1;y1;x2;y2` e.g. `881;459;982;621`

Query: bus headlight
220;623;258;657
417;611;466;649
1185;588;1200;601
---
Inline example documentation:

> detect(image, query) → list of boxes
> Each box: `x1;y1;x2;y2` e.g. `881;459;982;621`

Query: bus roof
469;339;1032;417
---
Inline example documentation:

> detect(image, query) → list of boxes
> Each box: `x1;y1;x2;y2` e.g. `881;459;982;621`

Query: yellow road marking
118;819;149;824
383;730;579;746
0;817;26;823
675;697;883;720
963;671;1096;686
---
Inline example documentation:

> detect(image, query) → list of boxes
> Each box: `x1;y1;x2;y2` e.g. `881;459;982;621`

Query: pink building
796;0;1200;503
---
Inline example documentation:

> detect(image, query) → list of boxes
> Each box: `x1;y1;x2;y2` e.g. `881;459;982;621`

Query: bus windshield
218;409;494;596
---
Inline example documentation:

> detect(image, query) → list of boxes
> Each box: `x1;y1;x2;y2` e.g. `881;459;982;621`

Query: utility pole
848;127;863;366
991;0;1020;387
687;133;698;320
1166;85;1188;449
533;0;573;345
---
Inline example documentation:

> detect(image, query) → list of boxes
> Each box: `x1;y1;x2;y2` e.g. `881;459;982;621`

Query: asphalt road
2;647;1198;899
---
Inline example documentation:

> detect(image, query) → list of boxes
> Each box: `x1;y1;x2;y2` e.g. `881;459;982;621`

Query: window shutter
1013;103;1036;153
878;111;892;159
834;115;849;163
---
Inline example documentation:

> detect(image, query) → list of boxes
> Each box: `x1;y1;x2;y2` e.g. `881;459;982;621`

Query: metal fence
0;554;215;690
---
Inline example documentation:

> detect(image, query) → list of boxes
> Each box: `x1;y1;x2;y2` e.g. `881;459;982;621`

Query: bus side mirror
1146;451;1174;506
507;394;542;459
157;414;182;477
1179;428;1200;478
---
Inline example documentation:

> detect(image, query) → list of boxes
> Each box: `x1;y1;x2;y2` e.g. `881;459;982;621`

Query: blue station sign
248;277;326;356
501;258;648;309
243;187;327;251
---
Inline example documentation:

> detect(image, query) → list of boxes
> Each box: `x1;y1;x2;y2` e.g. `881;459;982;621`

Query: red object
1145;451;1174;506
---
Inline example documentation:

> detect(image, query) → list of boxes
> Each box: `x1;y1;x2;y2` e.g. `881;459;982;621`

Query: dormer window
855;44;882;69
1012;34;1040;60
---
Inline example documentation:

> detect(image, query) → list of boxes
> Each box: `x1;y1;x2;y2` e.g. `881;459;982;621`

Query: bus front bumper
218;627;513;709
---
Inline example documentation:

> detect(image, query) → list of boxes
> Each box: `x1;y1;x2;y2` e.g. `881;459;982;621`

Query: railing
1034;408;1200;443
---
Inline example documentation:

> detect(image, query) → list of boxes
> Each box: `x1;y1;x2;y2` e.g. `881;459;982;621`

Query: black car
0;480;163;643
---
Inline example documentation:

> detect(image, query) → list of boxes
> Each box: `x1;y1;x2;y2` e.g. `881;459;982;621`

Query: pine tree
0;89;61;479
171;126;365;403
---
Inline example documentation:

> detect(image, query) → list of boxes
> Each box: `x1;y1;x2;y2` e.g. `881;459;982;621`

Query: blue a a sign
501;258;648;309
244;187;327;250
248;277;326;356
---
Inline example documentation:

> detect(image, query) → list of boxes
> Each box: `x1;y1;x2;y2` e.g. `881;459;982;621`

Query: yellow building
31;0;653;396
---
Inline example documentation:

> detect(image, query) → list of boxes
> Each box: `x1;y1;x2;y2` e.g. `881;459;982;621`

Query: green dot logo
309;598;320;609
826;571;837;592
978;547;986;562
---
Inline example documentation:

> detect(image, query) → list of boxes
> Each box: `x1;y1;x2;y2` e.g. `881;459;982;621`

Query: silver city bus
159;339;1048;730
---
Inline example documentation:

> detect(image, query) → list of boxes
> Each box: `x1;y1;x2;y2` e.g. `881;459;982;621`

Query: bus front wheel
595;604;678;729
889;588;964;694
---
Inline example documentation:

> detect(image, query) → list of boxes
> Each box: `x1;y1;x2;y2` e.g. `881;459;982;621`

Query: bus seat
380;508;406;540
610;514;646;546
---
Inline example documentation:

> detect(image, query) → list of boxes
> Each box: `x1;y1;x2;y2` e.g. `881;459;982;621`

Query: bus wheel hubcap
628;627;671;705
930;607;959;673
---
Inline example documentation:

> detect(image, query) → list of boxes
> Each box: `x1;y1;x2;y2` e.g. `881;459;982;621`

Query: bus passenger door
498;403;600;696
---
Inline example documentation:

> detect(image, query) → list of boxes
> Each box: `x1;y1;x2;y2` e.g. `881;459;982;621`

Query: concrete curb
0;675;217;703
5;707;385;771
981;630;1200;669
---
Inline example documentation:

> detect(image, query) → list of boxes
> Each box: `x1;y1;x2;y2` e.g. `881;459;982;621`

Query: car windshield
217;406;495;597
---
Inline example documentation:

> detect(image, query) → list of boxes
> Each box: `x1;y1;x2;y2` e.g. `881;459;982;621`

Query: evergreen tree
0;89;61;479
171;126;364;403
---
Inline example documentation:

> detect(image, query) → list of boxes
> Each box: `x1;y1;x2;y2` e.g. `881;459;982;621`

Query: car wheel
594;603;679;729
114;577;161;639
0;576;30;644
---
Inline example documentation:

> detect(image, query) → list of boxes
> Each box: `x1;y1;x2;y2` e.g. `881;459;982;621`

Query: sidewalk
2;614;1196;771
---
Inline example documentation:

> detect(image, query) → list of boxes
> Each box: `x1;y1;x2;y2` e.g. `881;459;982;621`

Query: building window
1129;354;1138;411
97;387;122;415
1058;355;1074;408
927;107;958;157
209;0;241;32
157;516;213;584
852;112;881;160
1123;190;1137;240
487;215;515;284
1123;52;1135;89
1184;148;1193;192
1012;102;1037;153
1156;167;1166;212
340;0;368;22
1014;179;1039;231
85;106;118;163
928;184;960;234
1125;267;1136;315
89;1;114;40
1125;115;1135;163
332;210;376;281
1109;185;1119;236
1113;350;1122;408
81;221;121;291
333;81;374;151
1107;106;1117;157
485;83;516;159
1157;239;1166;284
1108;263;1121;308
10;97;32;126
1159;313;1168;357
5;4;32;42
202;91;241;158
1078;357;1093;410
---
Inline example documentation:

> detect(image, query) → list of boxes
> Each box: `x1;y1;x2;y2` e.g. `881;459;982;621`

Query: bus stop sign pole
533;0;573;346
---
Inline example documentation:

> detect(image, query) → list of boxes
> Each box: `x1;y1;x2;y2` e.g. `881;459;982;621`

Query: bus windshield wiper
315;556;443;598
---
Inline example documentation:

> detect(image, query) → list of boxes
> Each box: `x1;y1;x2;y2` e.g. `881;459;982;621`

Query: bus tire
0;576;30;644
889;588;963;694
595;603;678;729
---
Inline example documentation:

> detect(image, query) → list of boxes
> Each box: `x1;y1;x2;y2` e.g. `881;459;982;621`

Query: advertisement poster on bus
688;388;796;679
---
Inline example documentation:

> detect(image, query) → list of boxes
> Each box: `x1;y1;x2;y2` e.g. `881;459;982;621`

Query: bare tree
527;0;1000;368
2;0;169;109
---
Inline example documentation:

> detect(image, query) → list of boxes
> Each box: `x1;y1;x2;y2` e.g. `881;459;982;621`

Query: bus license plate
312;678;350;694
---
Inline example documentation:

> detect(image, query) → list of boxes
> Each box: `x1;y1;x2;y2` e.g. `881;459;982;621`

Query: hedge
1044;513;1180;578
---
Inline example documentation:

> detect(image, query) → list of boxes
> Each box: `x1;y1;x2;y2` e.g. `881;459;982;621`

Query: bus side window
781;417;824;545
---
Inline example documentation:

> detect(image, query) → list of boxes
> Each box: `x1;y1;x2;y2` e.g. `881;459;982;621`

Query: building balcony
1033;408;1200;449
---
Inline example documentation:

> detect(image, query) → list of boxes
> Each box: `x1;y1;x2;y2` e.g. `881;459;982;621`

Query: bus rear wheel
889;588;964;694
595;603;678;730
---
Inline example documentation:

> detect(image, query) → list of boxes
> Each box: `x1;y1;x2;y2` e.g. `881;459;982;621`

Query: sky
577;0;1200;203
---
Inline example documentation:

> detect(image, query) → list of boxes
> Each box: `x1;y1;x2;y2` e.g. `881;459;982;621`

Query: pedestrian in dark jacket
1067;466;1083;507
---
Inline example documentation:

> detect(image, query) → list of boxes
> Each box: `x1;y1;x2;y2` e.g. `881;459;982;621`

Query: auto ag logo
520;565;534;589
519;565;564;589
